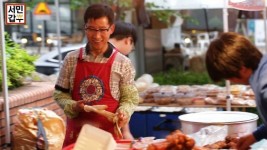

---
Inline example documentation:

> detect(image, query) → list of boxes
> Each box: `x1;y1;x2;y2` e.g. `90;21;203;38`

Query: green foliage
69;0;132;20
145;2;199;27
9;0;44;9
70;0;132;9
152;69;224;86
0;33;37;91
145;2;178;26
69;0;93;10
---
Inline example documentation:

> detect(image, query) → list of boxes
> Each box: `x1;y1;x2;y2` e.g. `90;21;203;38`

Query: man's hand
116;110;129;128
72;100;86;112
237;133;256;150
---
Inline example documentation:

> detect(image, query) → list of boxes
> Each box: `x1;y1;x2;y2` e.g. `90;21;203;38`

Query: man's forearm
118;85;139;118
53;90;79;118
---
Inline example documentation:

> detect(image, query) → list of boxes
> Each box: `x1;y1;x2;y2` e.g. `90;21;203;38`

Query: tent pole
223;0;229;32
224;0;231;111
0;1;11;149
55;0;62;69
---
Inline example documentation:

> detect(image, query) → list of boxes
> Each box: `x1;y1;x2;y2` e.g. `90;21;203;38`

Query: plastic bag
13;108;65;150
189;125;228;146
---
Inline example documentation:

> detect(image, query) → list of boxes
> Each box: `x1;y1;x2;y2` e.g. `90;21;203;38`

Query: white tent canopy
145;0;267;10
145;0;225;9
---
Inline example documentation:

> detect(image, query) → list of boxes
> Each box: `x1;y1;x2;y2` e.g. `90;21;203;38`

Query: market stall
138;84;255;107
130;72;257;140
136;73;256;111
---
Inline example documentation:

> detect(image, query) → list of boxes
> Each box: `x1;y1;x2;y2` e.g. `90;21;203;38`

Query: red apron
63;48;119;147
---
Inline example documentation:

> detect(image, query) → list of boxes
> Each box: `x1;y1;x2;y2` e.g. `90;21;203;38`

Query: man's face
121;37;135;55
227;67;251;85
84;17;114;52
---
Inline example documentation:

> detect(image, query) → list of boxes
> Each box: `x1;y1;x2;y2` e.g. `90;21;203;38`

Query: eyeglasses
84;26;111;34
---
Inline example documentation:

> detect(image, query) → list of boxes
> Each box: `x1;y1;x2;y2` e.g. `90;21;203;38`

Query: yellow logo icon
17;14;23;19
34;2;51;15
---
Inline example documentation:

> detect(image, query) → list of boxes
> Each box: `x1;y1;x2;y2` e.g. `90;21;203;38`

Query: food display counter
130;101;255;139
130;83;257;139
128;107;263;149
138;84;256;110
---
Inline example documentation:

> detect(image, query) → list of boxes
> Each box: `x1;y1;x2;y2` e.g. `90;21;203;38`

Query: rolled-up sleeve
118;85;139;118
53;90;79;118
54;51;79;118
117;58;139;118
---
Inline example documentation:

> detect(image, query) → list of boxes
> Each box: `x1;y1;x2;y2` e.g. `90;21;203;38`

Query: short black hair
110;21;137;44
83;4;114;25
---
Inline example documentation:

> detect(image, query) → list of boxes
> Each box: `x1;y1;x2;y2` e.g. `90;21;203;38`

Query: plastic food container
174;92;195;105
71;124;116;150
153;92;174;105
63;140;134;150
179;111;258;137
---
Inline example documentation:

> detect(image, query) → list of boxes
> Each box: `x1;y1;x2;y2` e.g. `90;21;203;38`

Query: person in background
109;21;137;56
109;21;138;140
53;4;139;147
205;32;267;150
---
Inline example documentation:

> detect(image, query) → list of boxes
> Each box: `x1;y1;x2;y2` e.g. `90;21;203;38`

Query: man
205;32;267;149
109;21;137;56
109;21;137;140
53;4;139;147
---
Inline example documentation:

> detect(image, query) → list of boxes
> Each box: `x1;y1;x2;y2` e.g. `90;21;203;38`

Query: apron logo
79;75;104;102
